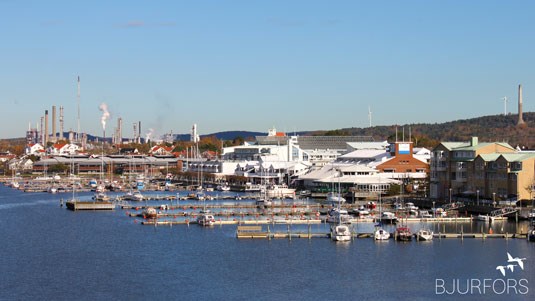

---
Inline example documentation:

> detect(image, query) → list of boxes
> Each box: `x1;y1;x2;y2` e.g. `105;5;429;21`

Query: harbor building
429;137;523;201
298;141;430;198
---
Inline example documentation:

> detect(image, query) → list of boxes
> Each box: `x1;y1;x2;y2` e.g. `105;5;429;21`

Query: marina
1;176;534;301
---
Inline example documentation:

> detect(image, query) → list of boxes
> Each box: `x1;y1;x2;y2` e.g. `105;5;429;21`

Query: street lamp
476;189;479;206
492;192;496;207
449;188;452;204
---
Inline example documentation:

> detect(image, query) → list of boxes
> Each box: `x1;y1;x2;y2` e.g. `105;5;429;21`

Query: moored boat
142;207;158;219
330;224;351;242
197;211;216;226
326;208;351;224
395;227;412;241
374;228;390;240
416;229;433;241
380;212;398;224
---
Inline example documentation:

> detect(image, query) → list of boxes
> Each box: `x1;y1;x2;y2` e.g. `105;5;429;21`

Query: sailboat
196;198;215;226
330;169;351;242
256;164;272;207
374;188;390;240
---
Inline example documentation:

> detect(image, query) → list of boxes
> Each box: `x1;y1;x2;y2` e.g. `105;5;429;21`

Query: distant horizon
2;1;534;138
3;111;532;141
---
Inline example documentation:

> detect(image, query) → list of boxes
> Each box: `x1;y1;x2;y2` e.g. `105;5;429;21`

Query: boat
265;184;296;198
326;208;351;224
196;210;216;226
216;183;231;191
244;182;261;192
416;229;434;241
89;179;98;189
142;207;158;219
476;214;494;222
93;192;110;201
419;210;433;219
326;192;346;205
124;191;144;201
394;227;412;241
330;224;352;242
379;212;398;224
374;228;390;240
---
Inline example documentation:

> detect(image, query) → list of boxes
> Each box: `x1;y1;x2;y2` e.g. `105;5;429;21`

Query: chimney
517;84;526;126
44;110;49;145
471;137;478;147
52;105;57;142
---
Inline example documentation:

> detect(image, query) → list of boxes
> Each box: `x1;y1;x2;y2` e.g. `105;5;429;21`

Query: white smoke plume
99;103;110;130
146;128;154;143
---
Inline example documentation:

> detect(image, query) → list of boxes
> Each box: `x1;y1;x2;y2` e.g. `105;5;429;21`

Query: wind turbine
502;96;508;116
368;106;372;127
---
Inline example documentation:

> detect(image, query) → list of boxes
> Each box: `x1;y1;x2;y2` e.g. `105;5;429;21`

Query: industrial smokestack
517;84;525;126
44;110;49;145
52;105;57;142
138;121;141;143
59;106;64;141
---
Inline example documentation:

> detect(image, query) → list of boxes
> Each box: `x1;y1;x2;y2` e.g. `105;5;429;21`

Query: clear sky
1;0;534;139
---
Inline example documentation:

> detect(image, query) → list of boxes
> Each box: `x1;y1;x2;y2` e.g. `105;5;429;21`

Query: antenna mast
77;76;81;142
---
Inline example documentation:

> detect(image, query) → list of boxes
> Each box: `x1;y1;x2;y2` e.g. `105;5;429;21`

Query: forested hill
312;112;535;149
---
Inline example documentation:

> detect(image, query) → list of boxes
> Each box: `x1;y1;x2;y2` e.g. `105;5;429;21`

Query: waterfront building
472;152;535;202
429;137;517;200
298;141;429;198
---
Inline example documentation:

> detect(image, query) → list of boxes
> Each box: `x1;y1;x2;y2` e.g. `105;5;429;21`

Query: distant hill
3;113;534;149
312;112;535;149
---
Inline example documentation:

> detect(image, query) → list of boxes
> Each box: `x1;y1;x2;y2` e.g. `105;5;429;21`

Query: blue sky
1;1;534;139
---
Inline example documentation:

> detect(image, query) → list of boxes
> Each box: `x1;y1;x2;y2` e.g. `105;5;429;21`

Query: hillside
314;112;535;149
2;113;535;153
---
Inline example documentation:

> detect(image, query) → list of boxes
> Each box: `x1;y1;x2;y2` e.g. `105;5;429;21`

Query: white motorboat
197;211;216;226
374;228;390;240
217;184;231;191
93;192;110;201
380;212;398;224
265;184;296;198
419;210;433;218
124;191;144;201
327;192;346;205
331;224;351;242
416;229;434;241
326;208;351;224
142;207;158;219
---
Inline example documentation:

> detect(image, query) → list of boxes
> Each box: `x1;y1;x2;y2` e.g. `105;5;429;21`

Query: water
0;185;533;300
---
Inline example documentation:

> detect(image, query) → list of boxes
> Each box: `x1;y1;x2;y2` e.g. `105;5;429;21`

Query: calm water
0;185;533;301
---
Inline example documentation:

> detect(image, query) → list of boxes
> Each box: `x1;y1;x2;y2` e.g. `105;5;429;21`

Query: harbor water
0;185;533;300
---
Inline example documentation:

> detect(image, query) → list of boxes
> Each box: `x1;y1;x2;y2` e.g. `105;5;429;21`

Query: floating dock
66;201;116;211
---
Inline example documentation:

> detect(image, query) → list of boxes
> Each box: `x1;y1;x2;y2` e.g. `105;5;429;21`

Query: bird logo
496;252;527;276
507;252;526;270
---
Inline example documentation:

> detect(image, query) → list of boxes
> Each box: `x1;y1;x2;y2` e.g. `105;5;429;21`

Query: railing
490;207;518;217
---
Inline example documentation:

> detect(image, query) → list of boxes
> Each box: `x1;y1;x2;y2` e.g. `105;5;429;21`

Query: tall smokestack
52;105;57;142
59;106;64;141
138;121;141;143
40;116;44;145
517;84;526;126
44;110;49;145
